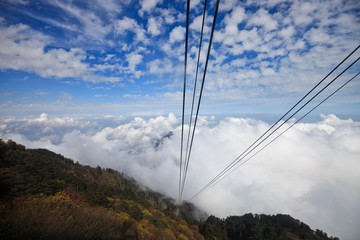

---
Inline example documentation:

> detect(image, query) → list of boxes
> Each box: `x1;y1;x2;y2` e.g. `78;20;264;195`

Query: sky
0;0;359;119
1;0;360;239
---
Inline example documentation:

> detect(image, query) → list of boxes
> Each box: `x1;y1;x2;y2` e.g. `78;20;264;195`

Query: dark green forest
0;139;338;240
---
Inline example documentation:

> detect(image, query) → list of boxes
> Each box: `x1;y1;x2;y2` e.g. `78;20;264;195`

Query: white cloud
304;27;331;45
114;17;148;43
59;92;73;101
50;0;112;43
1;113;360;240
0;124;7;131
160;8;183;25
209;0;360;103
169;26;185;43
126;52;143;73
103;54;115;61
190;14;209;33
147;17;162;36
247;8;278;31
0;22;121;83
26;113;93;131
138;0;163;16
95;94;107;98
114;17;138;35
1;113;97;143
214;6;246;46
0;23;87;78
279;25;295;39
123;94;140;98
95;0;122;16
190;0;201;9
148;58;174;74
219;0;237;12
238;27;262;49
290;1;316;27
33;90;49;96
224;6;246;34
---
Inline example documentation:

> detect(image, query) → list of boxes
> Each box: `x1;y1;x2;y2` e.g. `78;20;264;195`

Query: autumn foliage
0;139;336;240
0;139;204;240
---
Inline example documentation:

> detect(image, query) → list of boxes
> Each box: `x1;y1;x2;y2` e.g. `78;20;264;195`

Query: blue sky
0;0;359;120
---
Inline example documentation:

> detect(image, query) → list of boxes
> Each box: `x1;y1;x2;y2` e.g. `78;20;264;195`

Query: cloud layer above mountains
1;113;360;240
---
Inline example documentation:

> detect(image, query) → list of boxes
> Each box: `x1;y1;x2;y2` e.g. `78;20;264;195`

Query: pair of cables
187;45;360;201
178;0;220;203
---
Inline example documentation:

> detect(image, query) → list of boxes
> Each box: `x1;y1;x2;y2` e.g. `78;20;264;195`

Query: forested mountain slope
0;139;337;240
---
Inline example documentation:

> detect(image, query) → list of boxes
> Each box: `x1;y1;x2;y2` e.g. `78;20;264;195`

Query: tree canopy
0;139;337;240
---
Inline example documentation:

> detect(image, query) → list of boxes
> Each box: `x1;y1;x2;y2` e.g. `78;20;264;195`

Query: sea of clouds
1;113;359;240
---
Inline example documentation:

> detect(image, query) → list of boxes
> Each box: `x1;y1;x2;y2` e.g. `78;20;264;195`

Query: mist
1;113;359;240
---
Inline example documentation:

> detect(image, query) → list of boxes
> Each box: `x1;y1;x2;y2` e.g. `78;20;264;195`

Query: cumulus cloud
1;113;359;240
126;52;144;76
147;17;162;36
290;1;316;27
114;17;138;35
0;22;122;83
219;0;238;12
169;26;185;43
0;23;86;78
1;113;97;144
247;8;278;31
148;58;174;74
208;0;360;104
138;0;163;16
189;14;212;34
114;17;148;43
224;6;246;34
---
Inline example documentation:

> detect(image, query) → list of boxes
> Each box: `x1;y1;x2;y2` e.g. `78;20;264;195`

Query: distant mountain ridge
0;139;337;240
